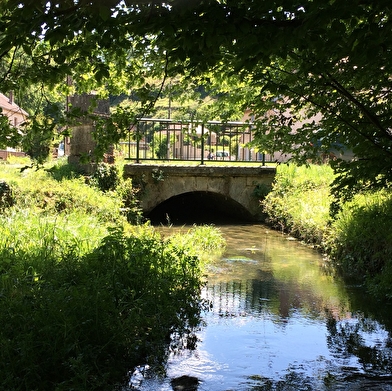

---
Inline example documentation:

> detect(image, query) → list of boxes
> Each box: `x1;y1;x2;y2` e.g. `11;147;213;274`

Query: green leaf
99;6;111;21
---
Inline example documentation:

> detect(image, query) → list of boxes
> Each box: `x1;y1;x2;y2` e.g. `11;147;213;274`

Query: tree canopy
1;0;392;200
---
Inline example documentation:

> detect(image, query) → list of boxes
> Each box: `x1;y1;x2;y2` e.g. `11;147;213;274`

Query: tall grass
1;209;108;256
1;164;123;221
0;159;226;390
166;224;226;266
262;164;334;246
328;190;392;298
262;163;392;300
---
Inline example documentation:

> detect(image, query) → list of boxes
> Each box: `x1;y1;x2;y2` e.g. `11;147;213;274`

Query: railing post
127;126;131;160
136;121;140;163
200;123;205;165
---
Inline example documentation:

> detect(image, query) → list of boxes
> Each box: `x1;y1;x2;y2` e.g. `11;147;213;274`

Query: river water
130;224;392;391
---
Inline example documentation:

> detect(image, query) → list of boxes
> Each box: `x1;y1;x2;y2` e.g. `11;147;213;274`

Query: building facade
0;92;29;160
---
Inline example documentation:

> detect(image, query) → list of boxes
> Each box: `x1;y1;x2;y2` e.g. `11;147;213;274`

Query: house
0;91;28;128
0;91;28;160
242;106;322;163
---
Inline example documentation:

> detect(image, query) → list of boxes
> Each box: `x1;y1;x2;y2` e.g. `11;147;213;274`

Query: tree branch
267;64;392;157
136;50;170;120
0;46;17;86
323;71;390;139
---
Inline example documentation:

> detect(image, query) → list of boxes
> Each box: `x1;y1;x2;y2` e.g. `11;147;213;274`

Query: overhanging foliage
0;0;391;197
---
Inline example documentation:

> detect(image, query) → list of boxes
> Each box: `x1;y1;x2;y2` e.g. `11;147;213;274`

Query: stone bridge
123;164;276;222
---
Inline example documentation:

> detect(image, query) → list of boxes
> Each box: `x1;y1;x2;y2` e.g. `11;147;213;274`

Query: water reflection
132;224;392;390
326;312;392;374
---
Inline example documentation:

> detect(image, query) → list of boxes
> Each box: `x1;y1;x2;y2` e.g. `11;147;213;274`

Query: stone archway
123;164;276;222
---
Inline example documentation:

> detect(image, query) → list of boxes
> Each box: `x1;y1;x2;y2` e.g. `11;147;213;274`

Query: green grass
0;158;226;390
165;224;226;265
328;190;392;297
262;163;392;300
0;159;131;223
262;164;334;246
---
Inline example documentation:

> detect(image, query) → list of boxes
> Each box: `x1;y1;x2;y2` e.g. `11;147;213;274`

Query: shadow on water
129;223;392;391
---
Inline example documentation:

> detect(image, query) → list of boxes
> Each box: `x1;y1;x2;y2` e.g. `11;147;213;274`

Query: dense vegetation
0;157;225;391
262;164;392;300
1;1;392;200
1;0;392;379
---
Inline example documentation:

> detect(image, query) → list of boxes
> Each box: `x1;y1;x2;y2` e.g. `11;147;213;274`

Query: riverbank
0;158;225;391
261;163;392;300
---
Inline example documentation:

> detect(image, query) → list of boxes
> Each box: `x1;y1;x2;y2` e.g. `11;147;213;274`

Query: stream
130;224;392;391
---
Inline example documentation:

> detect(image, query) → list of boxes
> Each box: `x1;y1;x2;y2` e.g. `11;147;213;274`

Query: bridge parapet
124;164;276;221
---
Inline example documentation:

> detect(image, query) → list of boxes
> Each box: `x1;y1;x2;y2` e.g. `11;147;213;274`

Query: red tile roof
0;92;29;117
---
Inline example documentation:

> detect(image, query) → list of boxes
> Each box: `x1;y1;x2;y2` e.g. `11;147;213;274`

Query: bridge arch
148;190;255;224
123;164;276;223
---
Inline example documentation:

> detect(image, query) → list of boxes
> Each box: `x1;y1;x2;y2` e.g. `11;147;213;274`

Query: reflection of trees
205;271;338;324
205;271;277;318
325;309;392;374
345;287;392;332
244;372;314;391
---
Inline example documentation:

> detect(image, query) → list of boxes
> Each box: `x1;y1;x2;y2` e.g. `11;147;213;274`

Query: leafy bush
91;162;120;192
21;114;58;166
115;178;144;224
0;224;205;390
0;180;14;210
328;190;392;295
0;159;227;390
152;134;171;159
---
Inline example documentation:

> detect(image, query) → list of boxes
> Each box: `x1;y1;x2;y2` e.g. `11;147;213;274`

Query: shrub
0;224;205;391
0;180;14;210
0;160;226;390
328;190;392;290
91;162;120;192
115;178;144;224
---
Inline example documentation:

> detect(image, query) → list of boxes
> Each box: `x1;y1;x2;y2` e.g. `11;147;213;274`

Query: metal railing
119;118;274;165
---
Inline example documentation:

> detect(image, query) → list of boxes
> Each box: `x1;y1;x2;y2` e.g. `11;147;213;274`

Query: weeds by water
262;164;334;246
329;190;392;298
0;158;225;390
0;224;207;390
262;163;392;300
167;225;226;265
